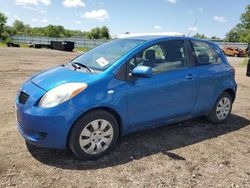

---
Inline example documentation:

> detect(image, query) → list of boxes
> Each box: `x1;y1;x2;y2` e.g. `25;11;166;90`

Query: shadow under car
26;114;250;170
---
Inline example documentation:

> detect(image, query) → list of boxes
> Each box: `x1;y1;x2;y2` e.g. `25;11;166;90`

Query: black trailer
50;41;74;52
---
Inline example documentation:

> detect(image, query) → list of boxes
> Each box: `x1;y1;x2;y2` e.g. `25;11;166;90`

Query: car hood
31;65;95;91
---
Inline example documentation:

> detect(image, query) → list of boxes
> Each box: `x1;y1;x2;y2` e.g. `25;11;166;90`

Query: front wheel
206;92;232;123
69;110;119;160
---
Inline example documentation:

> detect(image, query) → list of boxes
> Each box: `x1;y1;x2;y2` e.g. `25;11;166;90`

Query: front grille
19;91;29;104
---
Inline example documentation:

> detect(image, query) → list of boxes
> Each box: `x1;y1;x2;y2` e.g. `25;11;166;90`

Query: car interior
192;41;222;65
129;41;187;74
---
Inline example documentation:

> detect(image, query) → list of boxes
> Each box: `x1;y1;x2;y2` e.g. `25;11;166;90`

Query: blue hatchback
16;35;237;159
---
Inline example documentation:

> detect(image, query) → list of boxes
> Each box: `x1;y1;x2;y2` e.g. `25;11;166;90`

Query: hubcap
79;119;113;155
216;97;231;120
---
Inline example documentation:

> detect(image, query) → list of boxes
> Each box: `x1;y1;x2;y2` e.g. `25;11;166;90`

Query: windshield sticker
96;57;109;67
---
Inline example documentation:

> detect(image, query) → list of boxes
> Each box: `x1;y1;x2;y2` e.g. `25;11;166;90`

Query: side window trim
114;62;128;81
184;40;196;67
188;39;201;67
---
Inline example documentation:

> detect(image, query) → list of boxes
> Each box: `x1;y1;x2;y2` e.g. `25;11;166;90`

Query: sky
0;0;249;38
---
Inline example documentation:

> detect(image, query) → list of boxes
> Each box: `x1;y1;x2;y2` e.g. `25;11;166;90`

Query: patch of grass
0;42;6;47
19;43;29;48
240;58;249;66
0;42;29;48
74;47;92;52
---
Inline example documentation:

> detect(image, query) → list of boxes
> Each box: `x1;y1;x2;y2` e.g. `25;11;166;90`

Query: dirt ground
0;47;249;188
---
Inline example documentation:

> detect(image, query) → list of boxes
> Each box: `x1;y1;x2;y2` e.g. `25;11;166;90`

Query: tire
206;92;233;123
69;110;119;160
234;54;238;57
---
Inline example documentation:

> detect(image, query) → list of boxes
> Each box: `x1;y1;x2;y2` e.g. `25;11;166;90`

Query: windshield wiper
71;62;93;73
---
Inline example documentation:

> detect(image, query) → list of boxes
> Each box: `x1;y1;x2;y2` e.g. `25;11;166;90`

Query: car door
187;39;227;115
126;39;200;129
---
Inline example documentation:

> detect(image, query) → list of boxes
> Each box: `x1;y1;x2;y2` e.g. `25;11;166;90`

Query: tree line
0;13;110;42
225;5;250;42
0;4;249;43
191;5;250;43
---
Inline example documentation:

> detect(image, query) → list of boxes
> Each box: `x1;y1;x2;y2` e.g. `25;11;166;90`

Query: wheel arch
223;88;236;102
66;106;123;148
207;87;236;116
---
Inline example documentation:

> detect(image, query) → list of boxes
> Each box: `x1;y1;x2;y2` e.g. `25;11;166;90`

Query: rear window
191;40;222;66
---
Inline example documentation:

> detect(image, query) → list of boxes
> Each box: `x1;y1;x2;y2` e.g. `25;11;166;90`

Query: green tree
226;5;250;42
211;36;221;40
23;24;32;35
87;27;100;39
193;33;207;39
0;12;7;38
100;26;110;39
226;26;241;42
13;20;25;34
0;13;109;40
239;29;250;43
43;25;68;37
87;26;110;39
240;5;250;30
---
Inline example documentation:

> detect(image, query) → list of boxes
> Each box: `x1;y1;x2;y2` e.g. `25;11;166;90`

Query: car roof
124;35;183;41
117;32;185;41
117;33;214;45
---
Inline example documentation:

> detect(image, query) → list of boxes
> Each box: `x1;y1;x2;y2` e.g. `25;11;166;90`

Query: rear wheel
69;110;119;160
206;92;232;123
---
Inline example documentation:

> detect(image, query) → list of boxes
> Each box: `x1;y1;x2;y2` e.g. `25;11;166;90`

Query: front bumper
16;107;76;149
16;81;80;149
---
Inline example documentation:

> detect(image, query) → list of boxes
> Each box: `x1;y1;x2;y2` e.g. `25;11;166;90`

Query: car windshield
71;39;145;71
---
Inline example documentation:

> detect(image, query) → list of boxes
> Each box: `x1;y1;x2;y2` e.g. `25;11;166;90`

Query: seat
197;53;209;65
143;49;156;67
164;48;185;68
145;49;156;61
165;48;183;62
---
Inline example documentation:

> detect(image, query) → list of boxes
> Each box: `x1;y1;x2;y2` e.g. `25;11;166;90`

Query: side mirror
132;66;152;78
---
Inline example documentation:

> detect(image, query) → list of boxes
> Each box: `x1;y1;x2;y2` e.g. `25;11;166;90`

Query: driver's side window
128;40;187;74
128;44;164;71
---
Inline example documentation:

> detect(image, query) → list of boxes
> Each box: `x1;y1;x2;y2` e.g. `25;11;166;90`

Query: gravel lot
0;48;249;188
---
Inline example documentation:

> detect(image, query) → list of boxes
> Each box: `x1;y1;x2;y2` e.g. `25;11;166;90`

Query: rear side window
191;40;222;66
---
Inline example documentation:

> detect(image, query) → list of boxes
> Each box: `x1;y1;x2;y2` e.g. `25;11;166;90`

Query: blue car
16;35;237;160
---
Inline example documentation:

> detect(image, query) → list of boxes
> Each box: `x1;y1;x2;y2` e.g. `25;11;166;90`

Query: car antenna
187;20;198;37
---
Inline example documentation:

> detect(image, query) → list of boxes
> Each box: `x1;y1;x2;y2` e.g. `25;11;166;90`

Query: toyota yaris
16;35;237;160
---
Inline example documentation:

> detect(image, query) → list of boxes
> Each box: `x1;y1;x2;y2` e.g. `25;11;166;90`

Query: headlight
39;83;88;108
